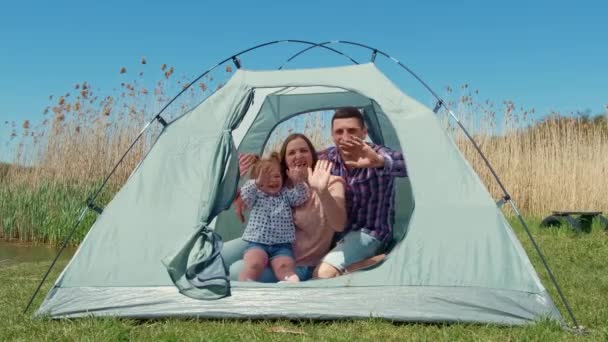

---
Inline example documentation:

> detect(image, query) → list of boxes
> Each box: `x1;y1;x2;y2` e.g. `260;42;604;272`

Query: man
315;107;408;278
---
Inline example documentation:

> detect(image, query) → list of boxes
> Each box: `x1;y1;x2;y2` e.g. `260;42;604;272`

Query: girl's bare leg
240;249;269;281
271;256;299;283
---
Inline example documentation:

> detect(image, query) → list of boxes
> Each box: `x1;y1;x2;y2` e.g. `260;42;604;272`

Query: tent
33;42;565;325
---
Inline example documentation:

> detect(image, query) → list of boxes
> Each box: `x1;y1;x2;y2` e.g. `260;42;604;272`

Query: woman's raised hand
238;154;259;177
307;160;333;194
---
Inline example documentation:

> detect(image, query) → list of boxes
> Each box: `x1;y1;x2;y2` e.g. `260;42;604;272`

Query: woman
221;133;347;282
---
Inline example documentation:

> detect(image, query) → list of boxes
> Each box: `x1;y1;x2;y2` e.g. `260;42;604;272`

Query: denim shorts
244;241;295;260
320;230;383;272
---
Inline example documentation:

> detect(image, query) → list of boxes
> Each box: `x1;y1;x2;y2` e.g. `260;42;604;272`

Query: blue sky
1;0;607;158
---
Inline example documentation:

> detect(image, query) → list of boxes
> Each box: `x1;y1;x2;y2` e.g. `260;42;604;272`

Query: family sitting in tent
222;107;408;282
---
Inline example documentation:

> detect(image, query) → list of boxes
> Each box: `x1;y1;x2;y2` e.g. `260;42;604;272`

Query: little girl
239;153;308;283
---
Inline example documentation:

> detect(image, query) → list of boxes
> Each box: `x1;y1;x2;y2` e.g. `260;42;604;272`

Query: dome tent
29;40;571;325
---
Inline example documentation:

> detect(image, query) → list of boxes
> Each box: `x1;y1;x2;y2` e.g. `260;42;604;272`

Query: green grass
0;180;111;245
1;220;607;341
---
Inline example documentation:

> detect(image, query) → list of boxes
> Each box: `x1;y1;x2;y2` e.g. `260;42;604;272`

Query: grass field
2;219;607;341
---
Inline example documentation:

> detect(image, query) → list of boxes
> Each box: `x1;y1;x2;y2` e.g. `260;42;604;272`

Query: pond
0;240;75;268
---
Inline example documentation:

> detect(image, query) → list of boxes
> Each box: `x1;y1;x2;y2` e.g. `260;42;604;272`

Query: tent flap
163;227;230;300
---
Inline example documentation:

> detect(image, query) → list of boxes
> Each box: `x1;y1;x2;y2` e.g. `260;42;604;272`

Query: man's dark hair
331;107;365;128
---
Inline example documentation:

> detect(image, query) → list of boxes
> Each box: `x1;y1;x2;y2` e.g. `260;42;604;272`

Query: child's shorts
244;241;295;260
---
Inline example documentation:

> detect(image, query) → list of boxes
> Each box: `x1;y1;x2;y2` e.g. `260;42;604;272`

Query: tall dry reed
442;86;607;215
1;65;606;243
3;61;229;189
0;60;231;243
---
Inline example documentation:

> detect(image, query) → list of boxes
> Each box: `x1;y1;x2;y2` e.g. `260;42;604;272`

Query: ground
1;220;607;341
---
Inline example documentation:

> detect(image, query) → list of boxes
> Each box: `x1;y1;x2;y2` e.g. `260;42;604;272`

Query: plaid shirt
318;143;408;244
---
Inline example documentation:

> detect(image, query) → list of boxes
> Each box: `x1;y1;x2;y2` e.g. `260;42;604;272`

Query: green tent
35;60;562;325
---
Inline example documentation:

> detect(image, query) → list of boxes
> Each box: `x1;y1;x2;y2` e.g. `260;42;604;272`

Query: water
0;240;75;268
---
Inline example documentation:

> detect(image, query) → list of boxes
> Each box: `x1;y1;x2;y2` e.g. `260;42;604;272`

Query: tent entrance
212;86;415;267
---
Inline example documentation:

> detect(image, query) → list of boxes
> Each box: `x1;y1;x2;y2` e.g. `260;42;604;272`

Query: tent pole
278;41;358;69
446;110;511;195
159;39;358;112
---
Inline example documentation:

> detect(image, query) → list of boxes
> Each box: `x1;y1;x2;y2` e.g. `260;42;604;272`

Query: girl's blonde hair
249;152;283;181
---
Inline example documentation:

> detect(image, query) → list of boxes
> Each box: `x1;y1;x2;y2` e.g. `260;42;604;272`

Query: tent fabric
164;227;231;300
36;63;562;324
38;286;557;325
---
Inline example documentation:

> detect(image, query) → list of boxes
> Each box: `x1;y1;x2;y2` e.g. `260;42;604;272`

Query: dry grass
2;60;232;187
460;118;607;215
0;60;232;242
443;87;608;215
1;62;606;242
